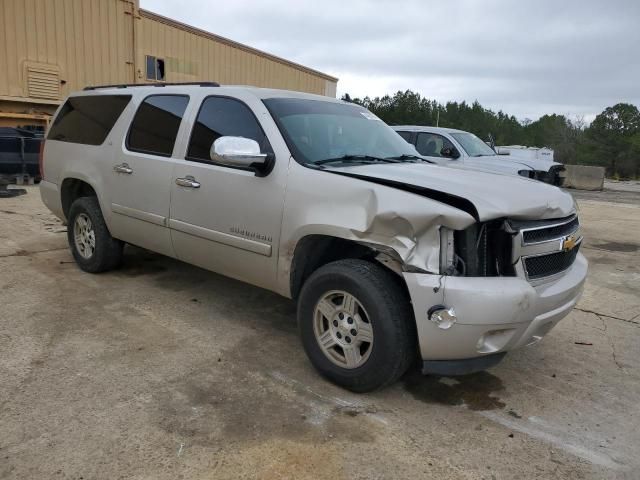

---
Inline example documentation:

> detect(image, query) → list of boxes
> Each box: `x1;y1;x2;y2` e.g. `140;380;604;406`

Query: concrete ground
569;179;640;205
1;186;638;480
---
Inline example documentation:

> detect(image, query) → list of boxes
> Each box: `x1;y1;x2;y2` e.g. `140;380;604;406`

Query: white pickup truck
393;126;566;186
40;83;586;392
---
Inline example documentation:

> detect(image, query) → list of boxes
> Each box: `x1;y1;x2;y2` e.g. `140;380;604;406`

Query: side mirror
440;147;460;159
210;136;274;176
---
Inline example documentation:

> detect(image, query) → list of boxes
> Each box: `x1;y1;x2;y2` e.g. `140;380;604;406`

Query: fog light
428;305;457;330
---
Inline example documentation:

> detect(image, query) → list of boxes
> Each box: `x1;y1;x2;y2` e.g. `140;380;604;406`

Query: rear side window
396;131;412;142
127;95;189;157
47;95;131;145
186;96;271;162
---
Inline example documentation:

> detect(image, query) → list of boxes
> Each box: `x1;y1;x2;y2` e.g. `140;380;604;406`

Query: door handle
175;176;200;188
113;163;133;174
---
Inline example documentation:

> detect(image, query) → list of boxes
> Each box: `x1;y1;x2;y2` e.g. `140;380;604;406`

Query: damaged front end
440;213;582;283
440;221;516;277
404;212;586;374
279;159;586;375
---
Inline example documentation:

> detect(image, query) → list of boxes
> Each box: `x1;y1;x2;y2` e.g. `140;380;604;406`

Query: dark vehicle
0;127;44;181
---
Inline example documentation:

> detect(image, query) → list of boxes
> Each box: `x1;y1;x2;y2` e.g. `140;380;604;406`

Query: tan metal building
0;0;338;128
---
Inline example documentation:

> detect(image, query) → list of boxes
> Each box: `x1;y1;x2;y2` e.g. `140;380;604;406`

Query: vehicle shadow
116;245;507;410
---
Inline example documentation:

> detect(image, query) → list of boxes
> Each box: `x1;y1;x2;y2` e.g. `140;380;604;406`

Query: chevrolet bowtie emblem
562;235;577;252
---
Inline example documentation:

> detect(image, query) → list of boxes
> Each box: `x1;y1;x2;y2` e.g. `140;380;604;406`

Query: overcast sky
143;0;639;122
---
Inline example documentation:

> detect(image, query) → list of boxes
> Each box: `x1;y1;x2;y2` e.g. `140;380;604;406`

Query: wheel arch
60;177;99;220
288;233;411;301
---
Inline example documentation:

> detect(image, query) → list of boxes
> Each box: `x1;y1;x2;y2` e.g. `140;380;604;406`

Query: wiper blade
314;155;402;166
385;154;433;163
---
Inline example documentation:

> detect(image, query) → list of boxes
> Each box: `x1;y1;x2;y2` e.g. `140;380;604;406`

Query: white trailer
495;145;555;163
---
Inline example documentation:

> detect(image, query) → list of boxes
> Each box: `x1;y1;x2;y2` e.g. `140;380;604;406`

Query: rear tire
298;259;416;392
67;196;123;273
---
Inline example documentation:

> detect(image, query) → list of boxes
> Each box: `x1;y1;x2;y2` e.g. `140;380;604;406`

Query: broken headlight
439;227;456;275
453;221;516;277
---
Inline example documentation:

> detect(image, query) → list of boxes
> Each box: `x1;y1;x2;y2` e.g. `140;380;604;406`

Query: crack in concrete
574;307;640;327
582;245;638;255
0;209;51;220
0;247;68;259
575;308;627;372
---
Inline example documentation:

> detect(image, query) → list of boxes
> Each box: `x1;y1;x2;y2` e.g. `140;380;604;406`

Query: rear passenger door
107;94;190;257
169;95;287;290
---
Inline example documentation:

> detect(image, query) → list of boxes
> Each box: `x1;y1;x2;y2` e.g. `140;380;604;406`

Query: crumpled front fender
276;164;476;297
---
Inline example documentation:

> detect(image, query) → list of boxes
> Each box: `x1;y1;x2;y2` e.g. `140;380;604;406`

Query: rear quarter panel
41;93;139;228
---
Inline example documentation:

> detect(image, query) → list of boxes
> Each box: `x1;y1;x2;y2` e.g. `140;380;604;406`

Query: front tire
298;259;416;392
67;196;123;273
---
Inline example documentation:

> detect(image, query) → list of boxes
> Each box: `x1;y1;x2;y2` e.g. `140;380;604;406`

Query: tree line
342;91;640;179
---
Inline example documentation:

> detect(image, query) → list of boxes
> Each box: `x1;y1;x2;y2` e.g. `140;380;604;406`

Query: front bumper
422;353;506;376
403;252;587;365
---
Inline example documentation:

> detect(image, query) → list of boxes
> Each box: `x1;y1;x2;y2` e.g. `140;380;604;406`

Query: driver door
415;132;457;165
168;95;287;290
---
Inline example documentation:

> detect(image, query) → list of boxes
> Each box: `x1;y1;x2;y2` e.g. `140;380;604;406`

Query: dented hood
326;163;575;222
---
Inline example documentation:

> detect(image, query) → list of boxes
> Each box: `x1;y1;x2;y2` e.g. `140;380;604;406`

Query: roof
75;84;346;103
140;9;338;83
391;125;466;134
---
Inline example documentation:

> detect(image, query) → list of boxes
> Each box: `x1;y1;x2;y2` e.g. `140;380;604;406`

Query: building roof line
139;9;338;83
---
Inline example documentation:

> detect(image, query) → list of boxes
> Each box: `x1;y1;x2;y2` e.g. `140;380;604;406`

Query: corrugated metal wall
0;0;135;104
0;0;337;110
138;10;336;96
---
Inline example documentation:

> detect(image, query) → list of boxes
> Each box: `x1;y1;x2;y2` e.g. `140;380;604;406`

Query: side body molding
168;219;272;257
112;203;167;226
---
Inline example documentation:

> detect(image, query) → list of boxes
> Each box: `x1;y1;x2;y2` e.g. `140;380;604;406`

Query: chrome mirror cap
210;136;267;168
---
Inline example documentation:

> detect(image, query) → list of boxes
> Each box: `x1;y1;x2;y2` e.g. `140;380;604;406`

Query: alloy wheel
313;290;374;369
73;213;96;259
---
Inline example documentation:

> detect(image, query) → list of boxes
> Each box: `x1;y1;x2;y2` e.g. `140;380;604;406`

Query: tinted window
187;97;271;162
396;130;412;142
416;132;454;157
47;95;131;145
127;95;189;157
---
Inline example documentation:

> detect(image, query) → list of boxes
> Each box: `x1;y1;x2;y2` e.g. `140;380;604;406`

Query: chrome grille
524;244;581;280
522;216;579;244
509;214;582;283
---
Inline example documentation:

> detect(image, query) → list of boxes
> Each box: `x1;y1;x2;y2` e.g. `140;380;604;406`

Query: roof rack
83;82;220;90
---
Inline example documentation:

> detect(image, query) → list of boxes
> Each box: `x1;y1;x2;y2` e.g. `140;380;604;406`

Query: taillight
39;140;45;179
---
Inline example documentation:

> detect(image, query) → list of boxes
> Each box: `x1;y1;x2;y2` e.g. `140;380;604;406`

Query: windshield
263;98;418;165
450;132;496;157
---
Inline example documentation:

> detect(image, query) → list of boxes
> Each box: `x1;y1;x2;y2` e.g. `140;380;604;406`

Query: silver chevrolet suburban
40;83;587;392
